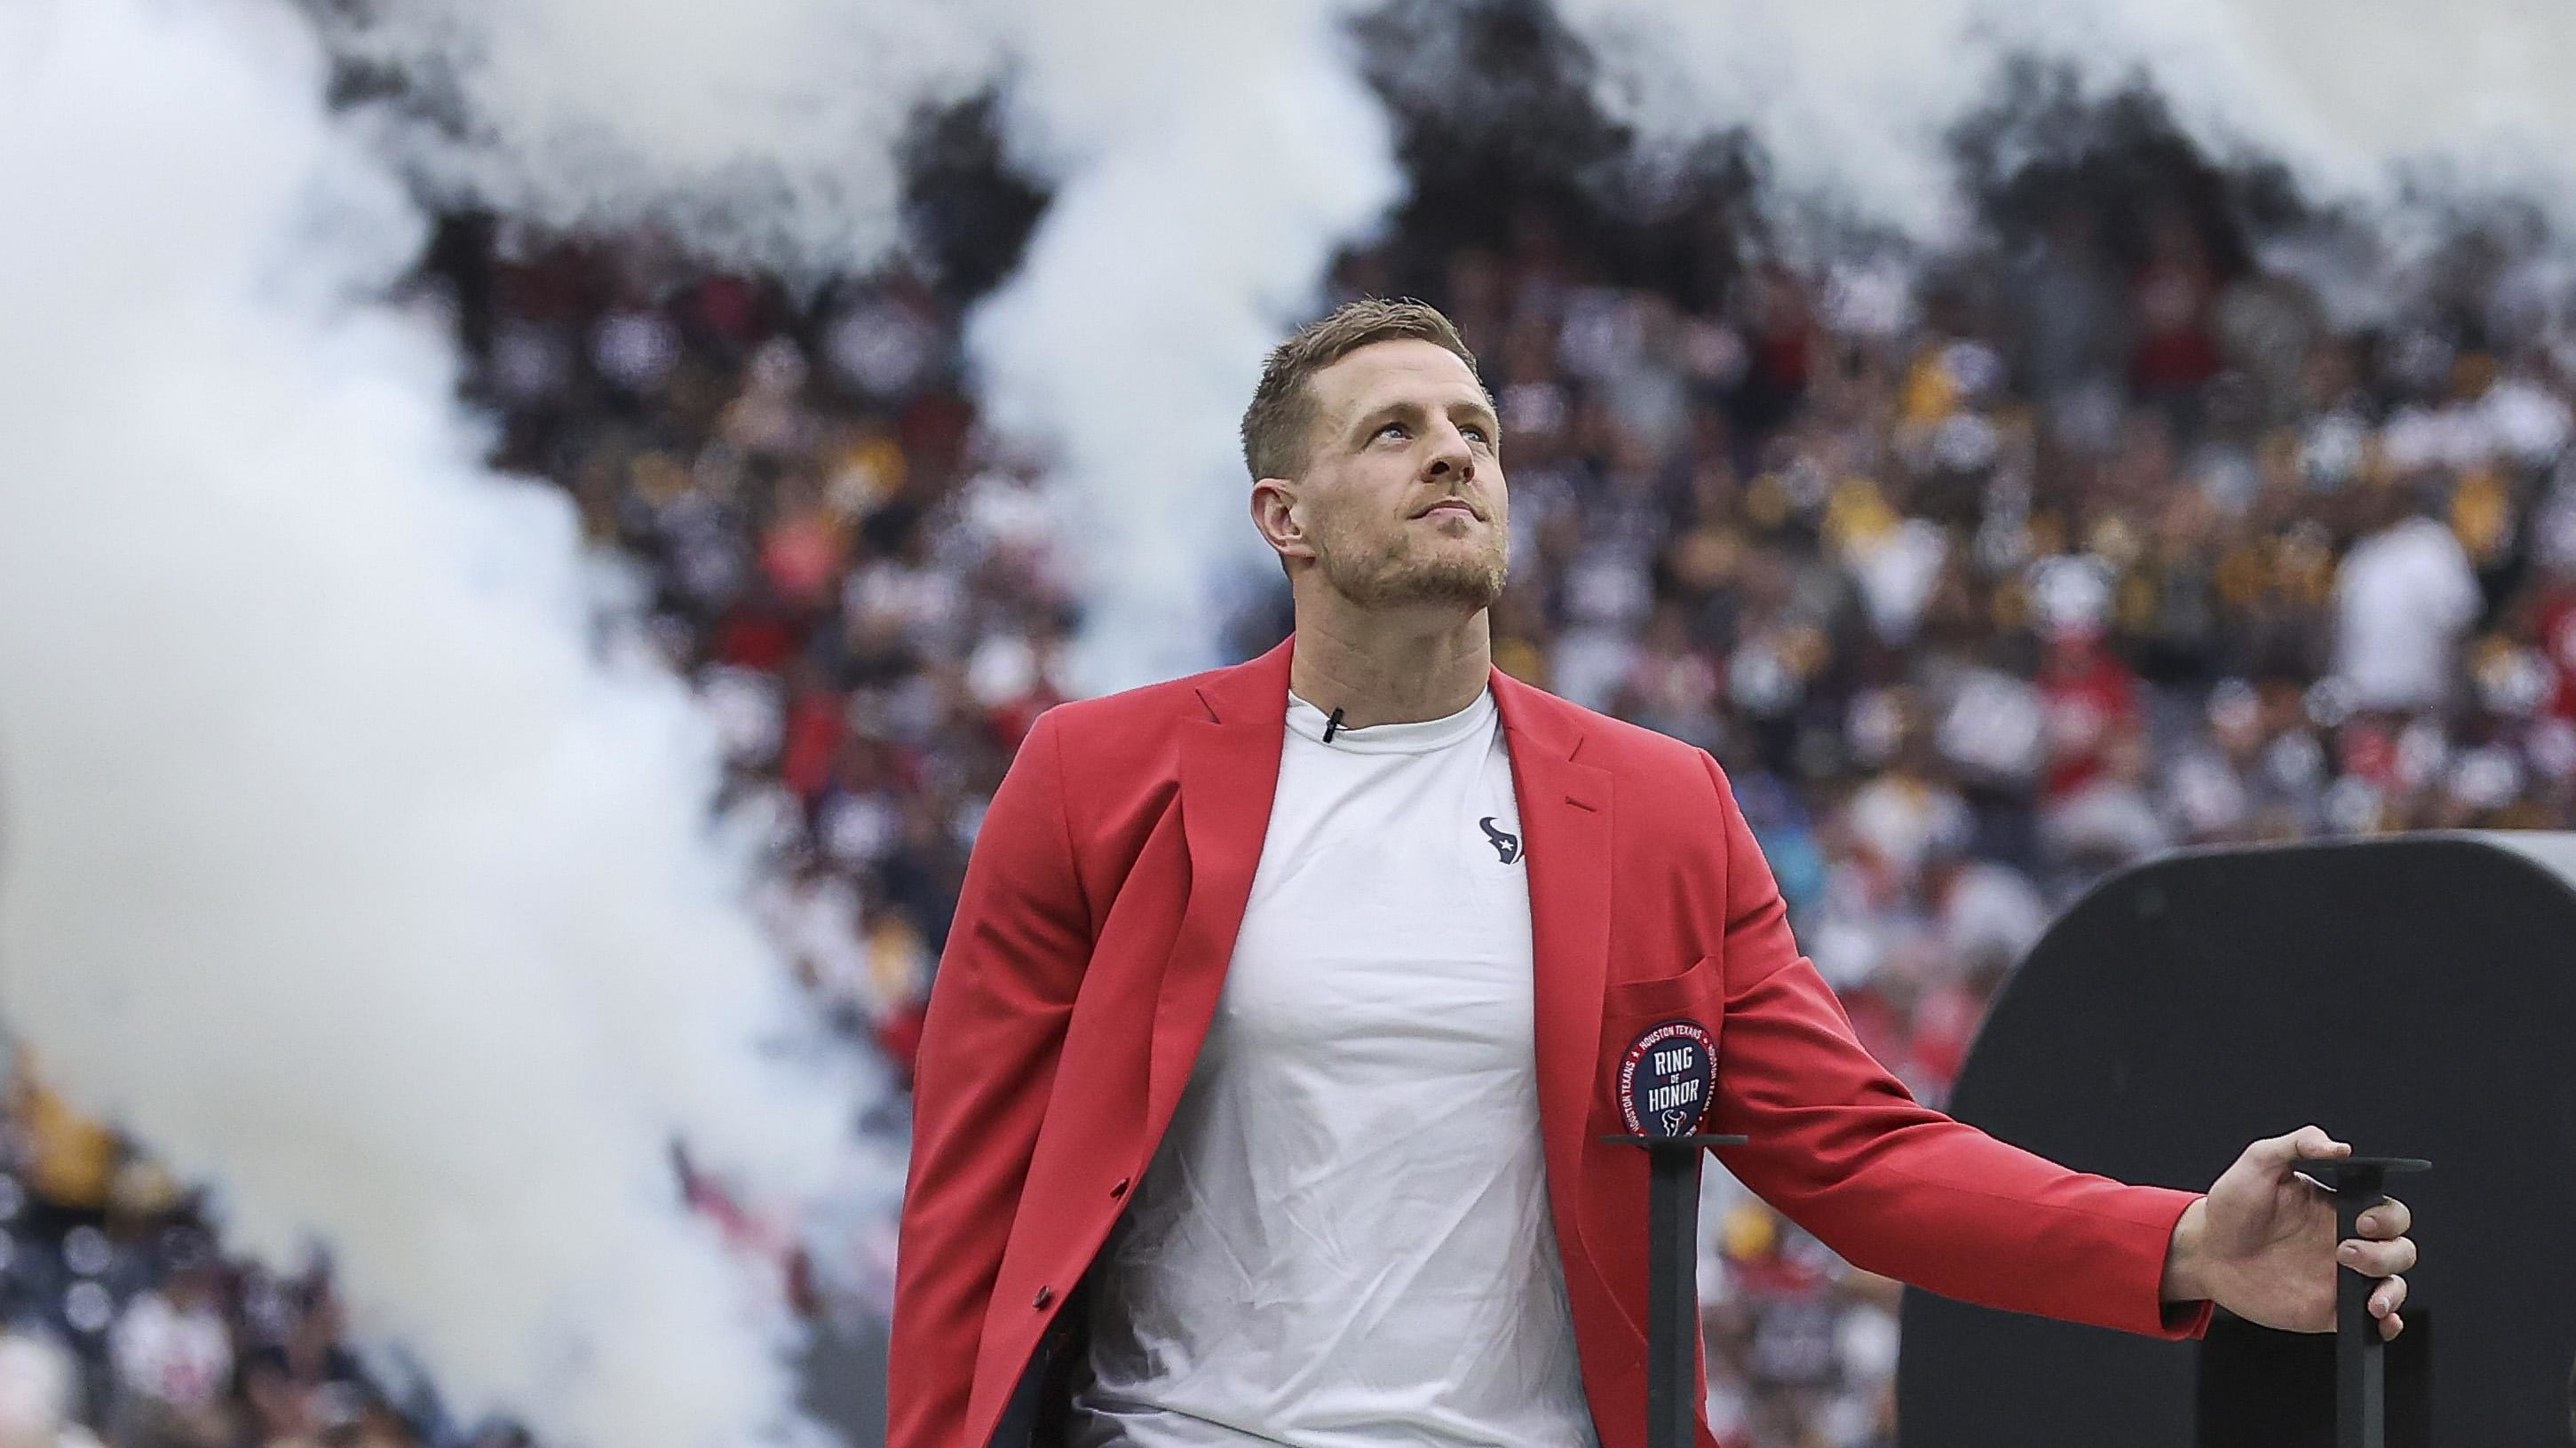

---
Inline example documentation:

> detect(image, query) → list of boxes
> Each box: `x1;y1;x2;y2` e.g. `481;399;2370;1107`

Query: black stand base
2197;1310;2433;1448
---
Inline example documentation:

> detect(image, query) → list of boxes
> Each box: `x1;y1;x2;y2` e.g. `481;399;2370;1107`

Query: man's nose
1424;425;1474;479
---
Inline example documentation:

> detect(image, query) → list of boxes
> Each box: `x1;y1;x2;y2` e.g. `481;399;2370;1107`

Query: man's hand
2160;1126;2417;1341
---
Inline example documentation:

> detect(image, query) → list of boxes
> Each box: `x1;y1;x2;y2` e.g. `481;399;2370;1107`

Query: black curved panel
1897;835;2576;1447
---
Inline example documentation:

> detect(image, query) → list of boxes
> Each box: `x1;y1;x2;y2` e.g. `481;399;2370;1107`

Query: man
2331;477;2480;716
891;299;2416;1448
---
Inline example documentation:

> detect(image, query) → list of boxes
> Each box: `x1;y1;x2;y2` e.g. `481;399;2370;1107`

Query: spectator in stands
2333;480;2481;716
103;1242;230;1448
0;1333;100;1448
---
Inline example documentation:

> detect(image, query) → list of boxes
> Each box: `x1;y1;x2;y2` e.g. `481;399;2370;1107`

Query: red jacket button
1110;1178;1130;1199
1033;1286;1054;1309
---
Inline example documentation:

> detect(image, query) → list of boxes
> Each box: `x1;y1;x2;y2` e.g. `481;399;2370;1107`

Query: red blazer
891;639;2208;1448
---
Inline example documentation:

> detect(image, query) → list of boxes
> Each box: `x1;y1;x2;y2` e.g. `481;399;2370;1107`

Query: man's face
1274;338;1508;613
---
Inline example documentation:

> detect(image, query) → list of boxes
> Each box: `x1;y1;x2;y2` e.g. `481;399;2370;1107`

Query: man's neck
1287;597;1492;730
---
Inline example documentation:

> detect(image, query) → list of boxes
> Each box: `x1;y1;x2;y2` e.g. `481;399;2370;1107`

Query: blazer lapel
1147;639;1293;1140
1491;669;1613;1270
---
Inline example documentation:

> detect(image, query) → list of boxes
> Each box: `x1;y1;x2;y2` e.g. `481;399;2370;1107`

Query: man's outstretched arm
889;711;1093;1448
1696;751;2415;1338
1695;750;2197;1333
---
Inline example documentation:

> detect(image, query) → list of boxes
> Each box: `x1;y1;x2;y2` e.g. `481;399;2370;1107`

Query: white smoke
2081;2;2576;214
1564;1;2576;250
324;0;1002;279
330;0;1402;690
0;5;851;1448
966;2;1401;687
1561;0;1993;243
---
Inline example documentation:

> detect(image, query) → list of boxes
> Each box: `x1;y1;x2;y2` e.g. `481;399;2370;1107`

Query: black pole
1606;1017;1736;1448
2288;1156;2430;1448
1608;1131;1745;1448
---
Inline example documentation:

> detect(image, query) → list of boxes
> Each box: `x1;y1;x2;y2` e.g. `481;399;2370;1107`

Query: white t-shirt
1068;687;1593;1447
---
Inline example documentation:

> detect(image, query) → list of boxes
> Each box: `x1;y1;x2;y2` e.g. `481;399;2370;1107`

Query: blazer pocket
1602;953;1721;1020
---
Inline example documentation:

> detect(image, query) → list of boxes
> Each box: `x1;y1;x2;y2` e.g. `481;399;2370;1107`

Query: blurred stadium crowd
12;120;2576;1448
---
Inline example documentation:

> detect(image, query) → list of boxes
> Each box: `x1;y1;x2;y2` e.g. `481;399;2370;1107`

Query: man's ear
1250;478;1314;565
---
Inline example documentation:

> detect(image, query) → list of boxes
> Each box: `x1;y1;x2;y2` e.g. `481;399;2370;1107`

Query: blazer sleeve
1696;752;2212;1340
889;710;1095;1447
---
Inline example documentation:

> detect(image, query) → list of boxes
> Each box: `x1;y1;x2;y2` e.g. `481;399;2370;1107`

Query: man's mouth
1416;499;1479;521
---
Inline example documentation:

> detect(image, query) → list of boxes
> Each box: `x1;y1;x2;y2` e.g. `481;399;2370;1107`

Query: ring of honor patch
1617;1020;1716;1138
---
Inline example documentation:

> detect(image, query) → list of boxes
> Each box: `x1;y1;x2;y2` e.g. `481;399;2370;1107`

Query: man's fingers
2358;1197;2412;1238
2340;1236;2417;1278
2258;1124;2350;1172
2372;1272;2410;1339
2368;1273;2408;1319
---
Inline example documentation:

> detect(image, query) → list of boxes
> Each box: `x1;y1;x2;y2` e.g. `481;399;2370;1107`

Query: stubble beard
1319;522;1509;613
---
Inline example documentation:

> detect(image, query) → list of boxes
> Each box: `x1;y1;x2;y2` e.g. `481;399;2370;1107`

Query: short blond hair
1240;298;1482;482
